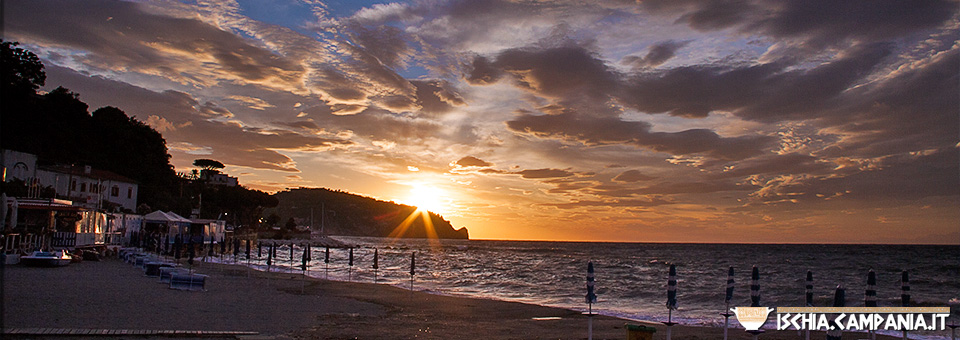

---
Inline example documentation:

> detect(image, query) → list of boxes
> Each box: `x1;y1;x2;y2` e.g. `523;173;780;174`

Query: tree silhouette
193;159;225;171
1;40;45;94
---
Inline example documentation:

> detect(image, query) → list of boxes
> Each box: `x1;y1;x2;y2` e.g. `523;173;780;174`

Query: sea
230;237;960;339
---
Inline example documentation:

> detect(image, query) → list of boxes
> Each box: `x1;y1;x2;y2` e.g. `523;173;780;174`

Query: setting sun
405;185;446;213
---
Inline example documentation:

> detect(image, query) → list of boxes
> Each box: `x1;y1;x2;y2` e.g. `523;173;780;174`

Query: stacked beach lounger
120;247;208;291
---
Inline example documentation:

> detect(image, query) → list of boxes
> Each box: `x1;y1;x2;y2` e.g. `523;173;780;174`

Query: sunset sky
6;0;959;243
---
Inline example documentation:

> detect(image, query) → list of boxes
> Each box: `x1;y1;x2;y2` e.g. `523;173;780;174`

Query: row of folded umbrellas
585;263;914;311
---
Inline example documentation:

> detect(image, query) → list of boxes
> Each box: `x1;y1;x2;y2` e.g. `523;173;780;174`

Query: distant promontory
267;187;468;239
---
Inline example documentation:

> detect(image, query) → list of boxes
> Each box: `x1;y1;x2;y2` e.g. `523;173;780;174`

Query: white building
200;169;238;187
1;150;139;212
36;164;139;211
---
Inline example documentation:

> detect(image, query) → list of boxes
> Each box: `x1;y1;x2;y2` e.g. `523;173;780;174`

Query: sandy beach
2;257;906;340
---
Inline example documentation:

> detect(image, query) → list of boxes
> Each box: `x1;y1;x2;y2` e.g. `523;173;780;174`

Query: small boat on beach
20;250;73;267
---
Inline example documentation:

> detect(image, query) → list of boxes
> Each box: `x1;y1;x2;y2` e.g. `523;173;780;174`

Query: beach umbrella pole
722;301;731;340
722;266;735;340
664;264;678;340
587;302;593;340
946;323;957;340
585;262;597;340
901;271;910;340
665;309;674;340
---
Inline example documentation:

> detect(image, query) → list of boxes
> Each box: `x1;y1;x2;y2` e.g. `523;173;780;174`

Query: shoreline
2;257;912;339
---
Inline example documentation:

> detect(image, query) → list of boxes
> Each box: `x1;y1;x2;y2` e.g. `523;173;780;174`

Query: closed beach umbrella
267;243;273;266
410;252;416;276
258;241;262;257
220;237;226;254
806;270;814;306
586;261;598;340
900;271;910;307
586;262;597;304
349;247;354;267
373;248;379;282
301;245;308;271
865;270;877;307
245;239;251;259
750;266;761;307
667;264;678;310
725;267;735;303
833;284;845;307
324;247;330;264
826;285;845;340
409;252;416;290
290;243;295;262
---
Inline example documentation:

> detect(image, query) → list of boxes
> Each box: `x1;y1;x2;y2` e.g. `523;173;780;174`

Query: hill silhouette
269;187;468;239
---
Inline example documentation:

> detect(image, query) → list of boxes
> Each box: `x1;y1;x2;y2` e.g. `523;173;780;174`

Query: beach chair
144;262;175;277
169;273;207;291
159;267;187;283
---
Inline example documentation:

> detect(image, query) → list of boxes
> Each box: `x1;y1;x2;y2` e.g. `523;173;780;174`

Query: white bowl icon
731;307;775;331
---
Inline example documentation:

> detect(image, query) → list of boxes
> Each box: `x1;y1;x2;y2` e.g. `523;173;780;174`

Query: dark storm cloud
464;55;503;85
746;150;960;204
711;153;833;179
588;180;753;197
411;80;466;114
612;170;656;183
7;0;304;89
820;47;960;158
467;46;619;99
454;156;493;167
507;113;771;161
622;40;692;68
516;168;575;179
639;0;957;49
299;105;447;143
618;42;893;120
545;197;674;209
346;24;413;69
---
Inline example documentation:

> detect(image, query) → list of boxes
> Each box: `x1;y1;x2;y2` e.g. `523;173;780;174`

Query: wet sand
2;257;905;339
